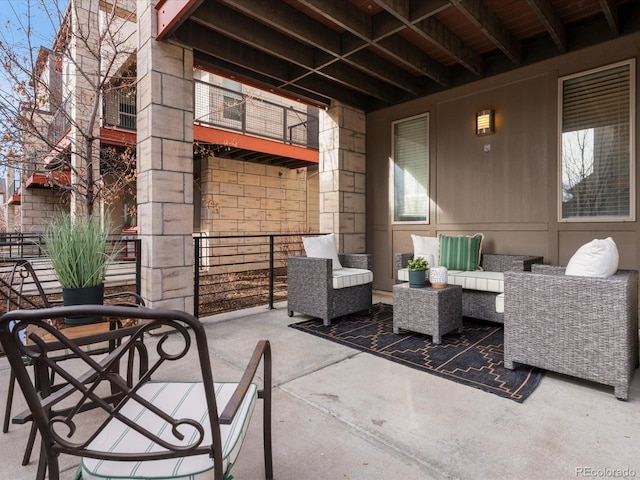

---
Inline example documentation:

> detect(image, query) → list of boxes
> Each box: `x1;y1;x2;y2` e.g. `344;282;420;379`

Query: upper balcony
193;79;319;168
39;72;319;175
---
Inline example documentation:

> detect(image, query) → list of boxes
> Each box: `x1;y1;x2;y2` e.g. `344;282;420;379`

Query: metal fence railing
193;232;317;317
0;236;141;298
1;232;323;317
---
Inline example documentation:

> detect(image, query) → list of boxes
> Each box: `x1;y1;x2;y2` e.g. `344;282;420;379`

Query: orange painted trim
100;128;137;148
8;195;21;205
193;124;319;164
25;171;71;189
156;0;200;40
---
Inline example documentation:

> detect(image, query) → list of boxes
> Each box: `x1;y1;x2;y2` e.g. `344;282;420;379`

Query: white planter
429;266;448;289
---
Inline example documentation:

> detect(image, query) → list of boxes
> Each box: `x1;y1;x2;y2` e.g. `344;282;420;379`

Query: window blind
393;115;428;222
561;63;633;219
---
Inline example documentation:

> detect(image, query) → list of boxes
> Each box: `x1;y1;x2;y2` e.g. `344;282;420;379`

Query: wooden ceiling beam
374;0;483;76
451;0;522;64
526;0;566;52
188;3;395;101
215;0;423;97
300;0;449;87
599;0;619;34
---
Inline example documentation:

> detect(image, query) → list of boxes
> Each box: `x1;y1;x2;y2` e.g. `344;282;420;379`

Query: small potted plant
44;212;118;324
407;256;429;288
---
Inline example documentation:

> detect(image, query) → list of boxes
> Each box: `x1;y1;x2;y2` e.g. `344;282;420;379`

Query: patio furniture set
288;233;639;400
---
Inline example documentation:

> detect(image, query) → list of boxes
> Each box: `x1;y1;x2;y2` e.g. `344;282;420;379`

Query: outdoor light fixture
476;109;495;136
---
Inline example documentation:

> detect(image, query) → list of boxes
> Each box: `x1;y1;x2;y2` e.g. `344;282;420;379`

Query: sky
0;0;58;57
0;1;58;178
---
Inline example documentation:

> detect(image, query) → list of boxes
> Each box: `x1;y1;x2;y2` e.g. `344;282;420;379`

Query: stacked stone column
319;102;366;253
137;1;194;311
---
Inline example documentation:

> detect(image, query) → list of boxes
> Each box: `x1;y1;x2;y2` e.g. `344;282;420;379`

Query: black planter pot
62;284;105;325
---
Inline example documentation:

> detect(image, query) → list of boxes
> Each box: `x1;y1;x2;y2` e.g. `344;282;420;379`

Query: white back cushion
303;233;343;269
565;237;619;278
411;234;439;267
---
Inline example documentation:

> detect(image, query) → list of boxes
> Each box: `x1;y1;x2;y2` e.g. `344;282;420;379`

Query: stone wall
21;188;65;234
199;155;311;235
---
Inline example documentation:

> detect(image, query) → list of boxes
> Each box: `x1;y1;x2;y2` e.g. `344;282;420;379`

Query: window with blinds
560;60;635;221
392;114;429;223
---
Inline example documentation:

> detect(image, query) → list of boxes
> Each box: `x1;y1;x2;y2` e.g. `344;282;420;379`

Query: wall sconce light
476;109;495;136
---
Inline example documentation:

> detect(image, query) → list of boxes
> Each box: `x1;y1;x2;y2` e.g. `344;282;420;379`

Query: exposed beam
526;0;566;52
155;0;204;39
374;0;483;76
599;0;619;34
191;3;396;102
376;34;449;85
417;17;483;75
295;0;448;87
216;0;425;97
450;0;522;64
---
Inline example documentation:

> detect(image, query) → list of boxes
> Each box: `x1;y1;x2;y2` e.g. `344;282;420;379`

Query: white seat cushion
495;293;504;313
397;267;410;282
447;270;504;293
81;381;257;480
332;268;373;289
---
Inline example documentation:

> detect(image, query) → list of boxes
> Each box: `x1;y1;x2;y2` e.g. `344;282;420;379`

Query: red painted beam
193;124;319;164
156;0;203;40
100;128;137;148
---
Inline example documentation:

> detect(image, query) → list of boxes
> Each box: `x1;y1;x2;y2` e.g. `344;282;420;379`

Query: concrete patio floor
1;291;640;479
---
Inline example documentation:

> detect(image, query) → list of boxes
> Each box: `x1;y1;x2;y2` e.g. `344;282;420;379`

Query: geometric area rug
289;303;543;403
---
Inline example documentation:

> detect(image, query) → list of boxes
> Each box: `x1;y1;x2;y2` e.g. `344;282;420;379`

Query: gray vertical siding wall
366;32;640;292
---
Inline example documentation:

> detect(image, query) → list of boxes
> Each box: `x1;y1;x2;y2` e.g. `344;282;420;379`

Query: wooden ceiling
159;0;640;112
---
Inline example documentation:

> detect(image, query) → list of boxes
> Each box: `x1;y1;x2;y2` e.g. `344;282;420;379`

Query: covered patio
1;295;639;479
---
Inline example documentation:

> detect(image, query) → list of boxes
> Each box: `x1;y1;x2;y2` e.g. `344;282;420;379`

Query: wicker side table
392;283;463;344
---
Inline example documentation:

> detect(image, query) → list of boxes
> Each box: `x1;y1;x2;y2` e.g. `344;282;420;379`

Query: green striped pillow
438;233;484;271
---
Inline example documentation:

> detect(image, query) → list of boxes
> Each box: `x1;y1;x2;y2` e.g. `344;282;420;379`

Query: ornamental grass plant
44;213;118;289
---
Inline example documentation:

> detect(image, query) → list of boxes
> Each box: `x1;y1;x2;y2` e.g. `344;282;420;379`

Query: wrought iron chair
0;304;273;480
0;258;145;466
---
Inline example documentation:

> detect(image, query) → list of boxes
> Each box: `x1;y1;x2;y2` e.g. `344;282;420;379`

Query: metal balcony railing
47;97;71;145
103;88;137;131
194;80;319;149
8;179;20;198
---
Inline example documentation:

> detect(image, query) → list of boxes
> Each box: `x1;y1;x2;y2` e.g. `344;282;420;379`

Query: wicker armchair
504;264;639;400
287;254;373;326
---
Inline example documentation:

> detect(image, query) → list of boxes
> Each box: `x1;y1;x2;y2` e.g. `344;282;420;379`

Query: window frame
390;113;430;225
557;59;636;223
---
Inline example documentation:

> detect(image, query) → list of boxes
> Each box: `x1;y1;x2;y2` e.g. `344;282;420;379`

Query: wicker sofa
504;264;639;400
395;253;543;323
287;254;373;326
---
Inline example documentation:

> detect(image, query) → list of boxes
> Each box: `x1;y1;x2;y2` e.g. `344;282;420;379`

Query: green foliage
407;256;429;271
44;213;118;289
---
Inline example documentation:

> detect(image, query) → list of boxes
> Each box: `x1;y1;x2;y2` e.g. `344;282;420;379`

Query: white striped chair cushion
332;268;373;289
81;381;257;480
447;271;504;293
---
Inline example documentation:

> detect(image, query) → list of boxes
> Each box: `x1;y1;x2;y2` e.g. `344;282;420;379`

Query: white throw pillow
302;233;343;270
411;234;439;267
565;237;619;278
